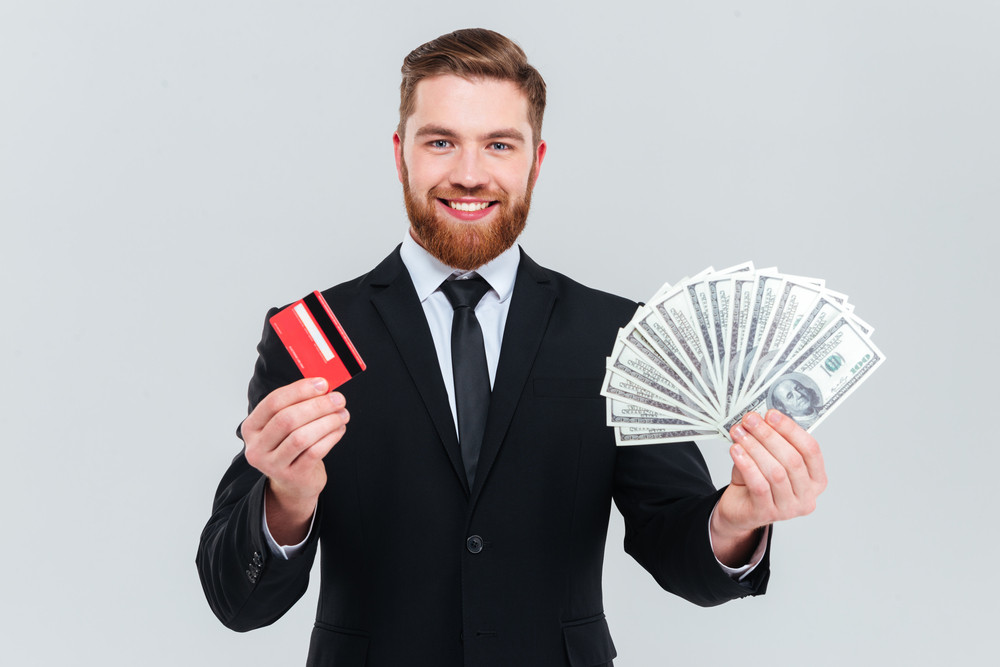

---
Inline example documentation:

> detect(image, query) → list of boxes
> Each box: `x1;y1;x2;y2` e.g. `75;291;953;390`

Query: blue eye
490;142;510;151
431;140;450;148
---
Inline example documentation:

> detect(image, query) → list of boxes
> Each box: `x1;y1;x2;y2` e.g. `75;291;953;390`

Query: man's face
394;75;546;270
775;379;812;415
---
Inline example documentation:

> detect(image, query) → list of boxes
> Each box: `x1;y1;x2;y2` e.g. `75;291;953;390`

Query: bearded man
197;28;827;667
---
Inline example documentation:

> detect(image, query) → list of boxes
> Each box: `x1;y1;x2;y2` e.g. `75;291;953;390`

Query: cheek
408;159;448;191
498;165;534;194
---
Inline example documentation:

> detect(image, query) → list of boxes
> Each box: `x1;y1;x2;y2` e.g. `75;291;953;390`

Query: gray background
2;1;996;665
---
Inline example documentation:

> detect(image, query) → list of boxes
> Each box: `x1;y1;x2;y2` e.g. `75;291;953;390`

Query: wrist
710;506;764;568
265;481;318;540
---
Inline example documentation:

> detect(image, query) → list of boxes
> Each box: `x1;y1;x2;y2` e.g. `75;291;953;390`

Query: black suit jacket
197;247;769;667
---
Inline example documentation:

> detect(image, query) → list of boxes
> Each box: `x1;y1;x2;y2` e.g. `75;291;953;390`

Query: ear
531;139;547;186
393;131;404;184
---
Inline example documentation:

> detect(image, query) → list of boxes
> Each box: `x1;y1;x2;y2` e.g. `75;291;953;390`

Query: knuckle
803;441;822;459
271;410;297;434
321;412;347;434
285;429;311;452
258;391;282;416
244;445;264;470
766;465;788;486
748;478;770;498
296;445;323;464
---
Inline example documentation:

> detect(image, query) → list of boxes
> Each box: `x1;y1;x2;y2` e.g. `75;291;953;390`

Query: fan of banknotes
602;262;885;445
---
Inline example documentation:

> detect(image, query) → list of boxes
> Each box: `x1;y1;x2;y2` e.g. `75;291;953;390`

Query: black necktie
439;276;492;487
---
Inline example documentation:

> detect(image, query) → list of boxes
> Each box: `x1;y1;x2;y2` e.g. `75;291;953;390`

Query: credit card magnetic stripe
303;292;364;376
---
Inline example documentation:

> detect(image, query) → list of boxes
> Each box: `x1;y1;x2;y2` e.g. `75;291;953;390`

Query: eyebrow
413;125;526;143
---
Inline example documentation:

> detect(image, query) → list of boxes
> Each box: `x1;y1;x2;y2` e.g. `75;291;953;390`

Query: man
197;28;826;666
769;375;823;429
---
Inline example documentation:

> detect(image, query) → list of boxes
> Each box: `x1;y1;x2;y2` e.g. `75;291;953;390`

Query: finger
729;440;775;518
244;377;330;434
271;409;350;469
256;390;347;451
730;417;796;509
764;410;827;491
730;460;746;487
741;411;809;494
288;420;348;470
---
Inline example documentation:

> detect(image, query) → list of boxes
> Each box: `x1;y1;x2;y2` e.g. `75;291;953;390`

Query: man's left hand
710;409;827;567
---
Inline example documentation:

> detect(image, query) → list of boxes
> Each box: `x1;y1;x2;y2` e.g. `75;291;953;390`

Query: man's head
772;378;820;417
394;29;547;270
398;28;546;149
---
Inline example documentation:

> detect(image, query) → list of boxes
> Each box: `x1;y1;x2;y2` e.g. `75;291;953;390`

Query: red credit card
269;291;366;390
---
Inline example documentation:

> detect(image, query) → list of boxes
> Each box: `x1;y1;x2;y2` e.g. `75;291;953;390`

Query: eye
490;142;511;151
430;139;451;149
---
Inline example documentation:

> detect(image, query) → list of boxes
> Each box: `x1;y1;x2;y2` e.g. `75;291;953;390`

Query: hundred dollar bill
624;307;722;419
606;398;713;430
706;262;756;396
740;278;825;403
608;263;884;445
605;340;715;423
649;280;674;302
740;289;848;402
722;315;885;434
707;276;733;398
733;272;786;403
849;312;875;337
651;287;723;416
615;423;723;446
601;369;714;428
723;273;756;417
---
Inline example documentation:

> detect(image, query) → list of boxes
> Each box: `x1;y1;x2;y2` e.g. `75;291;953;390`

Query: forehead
776;379;798;392
405;74;532;140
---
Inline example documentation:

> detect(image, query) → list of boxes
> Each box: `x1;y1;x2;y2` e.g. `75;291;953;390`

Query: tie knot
440;275;491;310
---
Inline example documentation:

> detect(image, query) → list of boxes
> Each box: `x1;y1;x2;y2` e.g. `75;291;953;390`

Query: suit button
466;535;484;553
247;550;263;583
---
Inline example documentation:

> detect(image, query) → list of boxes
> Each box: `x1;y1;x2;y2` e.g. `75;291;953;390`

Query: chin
405;191;530;270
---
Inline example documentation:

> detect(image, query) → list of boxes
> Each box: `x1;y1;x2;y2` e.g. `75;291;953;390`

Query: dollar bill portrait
767;373;823;429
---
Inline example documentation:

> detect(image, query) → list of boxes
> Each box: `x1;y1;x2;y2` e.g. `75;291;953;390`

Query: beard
401;159;534;271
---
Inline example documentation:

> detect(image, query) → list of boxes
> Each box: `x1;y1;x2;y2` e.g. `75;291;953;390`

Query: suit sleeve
612;440;771;607
196;309;321;631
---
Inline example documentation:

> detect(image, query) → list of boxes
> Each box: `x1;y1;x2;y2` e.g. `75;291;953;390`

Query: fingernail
766;410;783;426
732;443;745;459
329;392;346;407
731;425;747;441
744;412;761;427
312;378;329;393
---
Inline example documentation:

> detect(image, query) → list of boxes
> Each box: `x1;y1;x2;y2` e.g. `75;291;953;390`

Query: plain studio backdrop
2;1;996;665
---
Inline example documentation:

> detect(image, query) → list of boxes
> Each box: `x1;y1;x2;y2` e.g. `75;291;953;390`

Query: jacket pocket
562;613;617;666
306;623;369;666
533;377;603;399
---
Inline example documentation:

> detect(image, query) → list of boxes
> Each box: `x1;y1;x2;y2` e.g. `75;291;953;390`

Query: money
602;263;885;444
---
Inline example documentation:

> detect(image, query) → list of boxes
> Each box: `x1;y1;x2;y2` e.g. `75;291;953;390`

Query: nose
449;148;489;190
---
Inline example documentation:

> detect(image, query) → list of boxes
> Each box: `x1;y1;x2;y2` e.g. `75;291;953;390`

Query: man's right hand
242;377;350;545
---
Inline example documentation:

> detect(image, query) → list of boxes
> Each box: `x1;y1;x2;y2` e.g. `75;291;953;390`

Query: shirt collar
400;228;520;304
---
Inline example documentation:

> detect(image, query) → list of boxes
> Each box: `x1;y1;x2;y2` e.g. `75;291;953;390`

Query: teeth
448;201;490;212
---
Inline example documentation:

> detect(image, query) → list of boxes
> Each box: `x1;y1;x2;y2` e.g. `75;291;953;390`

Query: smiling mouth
440;199;497;212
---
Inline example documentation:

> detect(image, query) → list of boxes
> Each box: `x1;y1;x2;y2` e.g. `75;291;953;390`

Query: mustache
428;186;508;203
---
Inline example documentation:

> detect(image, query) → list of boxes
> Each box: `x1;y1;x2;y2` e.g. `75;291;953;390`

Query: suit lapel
368;248;470;495
471;250;556;501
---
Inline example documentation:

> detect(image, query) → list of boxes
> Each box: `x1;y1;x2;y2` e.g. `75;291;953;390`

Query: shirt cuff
707;505;770;581
262;493;317;560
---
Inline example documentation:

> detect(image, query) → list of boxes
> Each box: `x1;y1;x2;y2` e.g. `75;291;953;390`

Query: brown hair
398;28;546;148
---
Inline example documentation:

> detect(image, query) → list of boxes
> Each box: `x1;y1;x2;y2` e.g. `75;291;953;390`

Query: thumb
730;444;746;486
